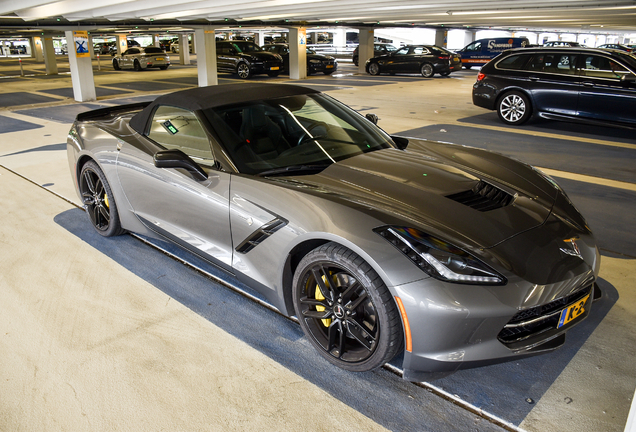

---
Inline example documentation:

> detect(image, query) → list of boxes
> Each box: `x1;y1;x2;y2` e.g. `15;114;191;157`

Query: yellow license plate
270;66;279;70
156;57;164;61
557;293;590;328
326;64;334;68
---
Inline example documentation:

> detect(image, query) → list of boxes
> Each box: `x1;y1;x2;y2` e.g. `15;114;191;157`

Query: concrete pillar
65;30;96;102
288;27;307;80
256;30;265;47
194;28;218;87
153;35;160;48
357;29;374;74
332;28;346;48
88;34;96;59
32;37;44;62
179;34;190;65
116;34;127;56
435;29;447;47
463;30;477;47
42;36;58;75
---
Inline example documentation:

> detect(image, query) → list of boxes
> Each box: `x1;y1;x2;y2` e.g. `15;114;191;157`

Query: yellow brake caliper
103;193;110;208
315;275;332;327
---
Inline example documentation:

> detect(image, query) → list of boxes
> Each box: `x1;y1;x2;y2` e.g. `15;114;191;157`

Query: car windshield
385;45;398;52
205;93;394;175
144;47;164;54
232;42;261;53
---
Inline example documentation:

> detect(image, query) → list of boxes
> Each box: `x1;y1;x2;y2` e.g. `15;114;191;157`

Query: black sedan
216;41;284;79
366;45;453;78
352;43;397;66
262;43;337;75
473;47;636;127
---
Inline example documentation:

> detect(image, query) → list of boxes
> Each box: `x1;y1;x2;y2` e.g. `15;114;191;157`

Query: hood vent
446;180;514;212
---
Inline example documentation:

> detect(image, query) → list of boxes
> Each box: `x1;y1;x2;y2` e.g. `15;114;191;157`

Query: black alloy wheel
368;62;380;76
420;63;434;78
292;243;403;371
497;91;532;125
79;161;125;237
133;59;142;71
236;63;251;79
112;59;121;70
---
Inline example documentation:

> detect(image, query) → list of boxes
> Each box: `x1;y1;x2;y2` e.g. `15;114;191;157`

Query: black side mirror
154;149;208;181
365;113;379;124
621;74;636;84
391;136;409;150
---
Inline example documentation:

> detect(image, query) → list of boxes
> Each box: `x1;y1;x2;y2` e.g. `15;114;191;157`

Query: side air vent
235;217;288;254
446;180;514;212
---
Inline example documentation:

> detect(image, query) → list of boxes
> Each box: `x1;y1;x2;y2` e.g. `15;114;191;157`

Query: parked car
365;45;453;77
67;83;599;381
472;47;636;127
109;39;140;56
171;39;193;53
543;41;584;47
94;42;115;55
598;44;633;53
112;47;170;71
352;42;397;66
216;41;284;79
458;37;530;69
262;43;337;75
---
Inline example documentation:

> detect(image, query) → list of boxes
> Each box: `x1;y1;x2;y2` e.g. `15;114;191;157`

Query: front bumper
250;61;284;74
394;266;597;382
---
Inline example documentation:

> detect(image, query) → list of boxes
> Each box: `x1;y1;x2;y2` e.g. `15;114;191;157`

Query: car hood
272;140;558;250
308;54;334;61
243;51;280;60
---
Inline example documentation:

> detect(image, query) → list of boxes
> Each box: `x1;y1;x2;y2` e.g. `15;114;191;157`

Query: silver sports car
67;83;600;381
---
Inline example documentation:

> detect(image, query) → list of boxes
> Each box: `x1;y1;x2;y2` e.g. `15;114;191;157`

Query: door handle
582;82;594;87
529;77;539;81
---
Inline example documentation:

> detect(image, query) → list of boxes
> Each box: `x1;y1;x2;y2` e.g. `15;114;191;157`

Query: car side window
413;47;428;55
496;54;531;70
395;47;409;55
128;48;140;55
148;106;215;165
581;55;629;79
465;42;482;52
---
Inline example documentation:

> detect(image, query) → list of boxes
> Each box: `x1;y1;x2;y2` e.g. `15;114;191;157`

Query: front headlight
375;226;506;285
309;59;321;64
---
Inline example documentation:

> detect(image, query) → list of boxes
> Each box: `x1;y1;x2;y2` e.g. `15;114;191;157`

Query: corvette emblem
560;237;583;260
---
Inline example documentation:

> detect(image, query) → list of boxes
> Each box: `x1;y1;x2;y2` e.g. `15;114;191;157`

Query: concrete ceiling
0;0;635;36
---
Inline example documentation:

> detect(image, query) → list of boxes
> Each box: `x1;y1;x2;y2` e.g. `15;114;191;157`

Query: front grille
498;282;593;346
446;180;514;211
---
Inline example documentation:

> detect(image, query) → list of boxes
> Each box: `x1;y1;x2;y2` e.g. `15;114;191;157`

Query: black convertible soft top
129;83;318;135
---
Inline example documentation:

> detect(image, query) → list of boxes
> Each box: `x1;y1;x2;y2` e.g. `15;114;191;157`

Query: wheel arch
495;87;534;112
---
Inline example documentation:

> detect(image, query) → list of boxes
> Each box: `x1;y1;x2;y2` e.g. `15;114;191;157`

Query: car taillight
476;72;486;82
439;55;450;60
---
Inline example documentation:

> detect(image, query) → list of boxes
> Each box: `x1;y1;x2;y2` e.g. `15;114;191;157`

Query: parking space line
537;167;636;191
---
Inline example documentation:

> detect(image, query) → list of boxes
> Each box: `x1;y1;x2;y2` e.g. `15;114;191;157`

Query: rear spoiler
75;101;152;122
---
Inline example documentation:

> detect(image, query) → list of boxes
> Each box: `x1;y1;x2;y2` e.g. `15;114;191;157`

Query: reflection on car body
473;47;636;127
67;83;600;382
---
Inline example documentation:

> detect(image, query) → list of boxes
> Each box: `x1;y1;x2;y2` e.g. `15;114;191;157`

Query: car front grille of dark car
446;180;515;211
497;279;594;348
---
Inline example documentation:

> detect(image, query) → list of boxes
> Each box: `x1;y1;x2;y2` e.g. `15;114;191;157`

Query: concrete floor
0;56;635;432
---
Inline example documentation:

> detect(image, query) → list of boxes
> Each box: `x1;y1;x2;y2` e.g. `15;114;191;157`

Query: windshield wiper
257;164;330;177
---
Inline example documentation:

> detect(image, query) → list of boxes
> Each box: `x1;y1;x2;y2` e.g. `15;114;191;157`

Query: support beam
65;30;96;102
288;27;307;80
179;34;190;65
42;36;58;75
32;37;44;62
435;29;447;48
116;34;127;56
194;28;218;87
357;29;374;74
256;30;265;47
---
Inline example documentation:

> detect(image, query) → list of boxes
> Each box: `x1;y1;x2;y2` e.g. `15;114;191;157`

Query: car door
388;46;412;73
576;54;636;125
216;43;235;72
116;105;234;268
521;52;580;116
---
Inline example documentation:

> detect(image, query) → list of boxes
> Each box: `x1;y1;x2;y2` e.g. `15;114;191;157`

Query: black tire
353;57;359;66
267;71;280;77
236;62;251;79
112;59;121;70
133;60;142;71
323;70;334;75
464;65;472;69
440;71;450;76
368;62;380;76
79;161;125;237
497;91;532;125
420;63;434;78
159;65;169;70
292;242;403;372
